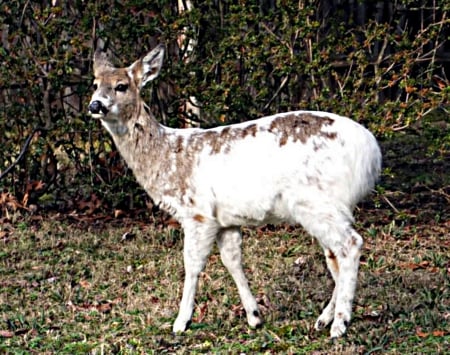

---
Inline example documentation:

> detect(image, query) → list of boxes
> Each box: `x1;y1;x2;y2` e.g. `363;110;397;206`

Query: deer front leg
217;227;263;328
173;222;217;333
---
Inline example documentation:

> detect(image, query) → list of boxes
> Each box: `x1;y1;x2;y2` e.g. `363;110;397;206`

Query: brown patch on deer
279;134;288;146
193;214;205;223
240;124;258;138
327;249;339;273
174;136;184;153
188;123;260;156
327;250;336;259
268;113;336;147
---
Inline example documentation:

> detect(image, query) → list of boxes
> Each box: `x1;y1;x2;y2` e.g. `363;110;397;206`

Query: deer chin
100;118;128;136
89;112;105;119
89;110;118;125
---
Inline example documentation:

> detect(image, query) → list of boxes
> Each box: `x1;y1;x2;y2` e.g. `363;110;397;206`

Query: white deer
88;44;382;338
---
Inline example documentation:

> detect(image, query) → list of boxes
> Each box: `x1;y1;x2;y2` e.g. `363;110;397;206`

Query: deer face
89;67;138;135
89;45;165;136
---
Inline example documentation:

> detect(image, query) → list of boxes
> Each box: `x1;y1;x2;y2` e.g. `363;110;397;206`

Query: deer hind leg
314;248;340;331
329;229;363;338
298;209;363;338
216;227;263;328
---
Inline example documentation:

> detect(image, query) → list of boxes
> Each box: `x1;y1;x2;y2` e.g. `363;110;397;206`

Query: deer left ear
93;50;115;76
130;44;165;89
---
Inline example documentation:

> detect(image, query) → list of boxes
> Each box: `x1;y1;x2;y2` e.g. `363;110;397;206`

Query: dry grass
0;217;448;354
1;130;449;353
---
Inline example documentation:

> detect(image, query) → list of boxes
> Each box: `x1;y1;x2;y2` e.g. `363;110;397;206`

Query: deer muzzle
89;100;109;116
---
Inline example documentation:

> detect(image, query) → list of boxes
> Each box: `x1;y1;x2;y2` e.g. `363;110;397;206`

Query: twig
263;76;289;112
382;194;400;214
0;128;42;181
19;0;30;28
425;185;450;203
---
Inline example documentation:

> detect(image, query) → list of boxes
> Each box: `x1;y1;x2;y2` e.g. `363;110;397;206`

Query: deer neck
110;103;189;211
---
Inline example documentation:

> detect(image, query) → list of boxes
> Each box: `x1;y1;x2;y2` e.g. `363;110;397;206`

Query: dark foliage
0;0;448;214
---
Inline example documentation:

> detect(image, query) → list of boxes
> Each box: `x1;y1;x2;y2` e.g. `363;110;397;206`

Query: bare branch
0;128;44;181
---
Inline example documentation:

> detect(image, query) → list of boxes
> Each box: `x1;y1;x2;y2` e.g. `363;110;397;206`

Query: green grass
0;220;448;354
1;130;449;353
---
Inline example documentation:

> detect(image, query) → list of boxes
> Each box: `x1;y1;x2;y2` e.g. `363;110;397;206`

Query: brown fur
327;249;340;273
268;113;336;147
110;112;339;207
193;214;205;223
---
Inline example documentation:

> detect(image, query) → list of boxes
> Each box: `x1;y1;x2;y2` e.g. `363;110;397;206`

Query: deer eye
115;84;128;92
92;83;98;90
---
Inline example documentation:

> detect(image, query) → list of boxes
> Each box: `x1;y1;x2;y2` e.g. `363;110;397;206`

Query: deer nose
89;100;108;115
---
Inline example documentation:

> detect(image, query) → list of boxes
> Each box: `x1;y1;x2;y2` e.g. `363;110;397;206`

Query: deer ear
130;44;165;88
93;50;114;76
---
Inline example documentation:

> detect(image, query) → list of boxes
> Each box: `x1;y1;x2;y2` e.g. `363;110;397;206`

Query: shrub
0;0;448;214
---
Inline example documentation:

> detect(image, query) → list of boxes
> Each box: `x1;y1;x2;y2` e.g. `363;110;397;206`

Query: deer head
88;44;165;136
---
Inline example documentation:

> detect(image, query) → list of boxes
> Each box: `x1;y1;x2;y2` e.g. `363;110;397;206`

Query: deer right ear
93;50;114;76
129;44;165;89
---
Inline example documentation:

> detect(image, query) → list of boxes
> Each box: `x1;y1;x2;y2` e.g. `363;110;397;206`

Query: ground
0;129;449;354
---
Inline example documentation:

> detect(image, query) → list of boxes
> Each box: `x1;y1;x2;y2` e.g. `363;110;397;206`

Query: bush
0;0;448;214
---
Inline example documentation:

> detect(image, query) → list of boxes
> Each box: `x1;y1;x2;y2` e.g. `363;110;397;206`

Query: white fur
89;45;382;338
170;112;381;337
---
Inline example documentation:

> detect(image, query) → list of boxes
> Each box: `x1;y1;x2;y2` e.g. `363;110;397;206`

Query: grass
1;128;449;354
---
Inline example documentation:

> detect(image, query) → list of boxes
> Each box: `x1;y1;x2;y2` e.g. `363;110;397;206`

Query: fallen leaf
416;328;447;338
96;303;112;313
77;193;102;215
114;209;125;218
432;330;446;337
401;260;430;271
79;280;91;289
416;328;429;338
22;192;29;207
0;330;14;338
231;304;245;317
193;302;208;323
